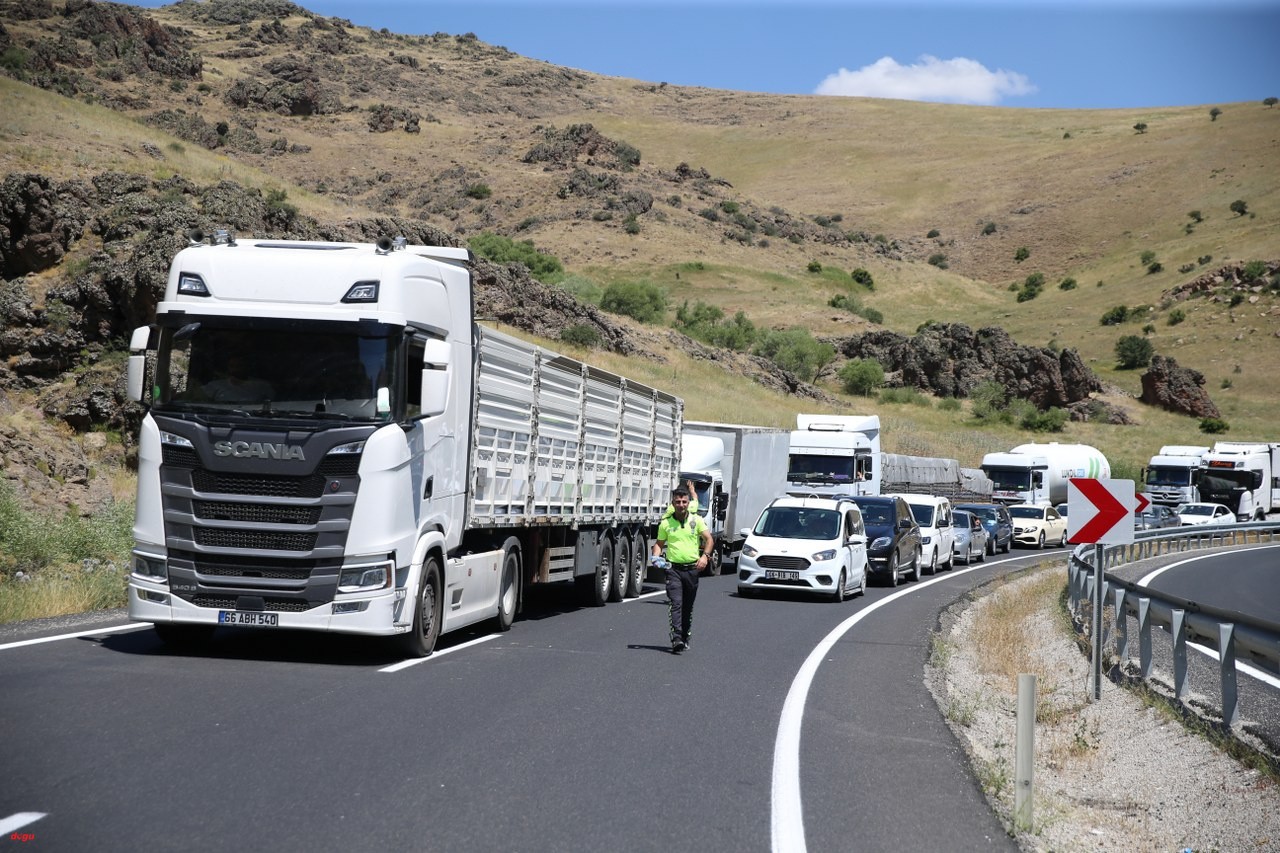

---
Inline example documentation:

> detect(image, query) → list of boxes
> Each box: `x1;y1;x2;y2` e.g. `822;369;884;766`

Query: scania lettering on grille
212;441;306;460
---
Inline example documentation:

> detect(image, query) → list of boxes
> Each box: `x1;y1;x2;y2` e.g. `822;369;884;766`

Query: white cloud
814;55;1036;105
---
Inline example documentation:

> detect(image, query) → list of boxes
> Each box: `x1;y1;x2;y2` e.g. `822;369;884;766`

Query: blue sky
137;0;1278;109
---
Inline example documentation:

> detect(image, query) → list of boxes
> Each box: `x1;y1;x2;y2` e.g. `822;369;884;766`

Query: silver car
952;509;988;564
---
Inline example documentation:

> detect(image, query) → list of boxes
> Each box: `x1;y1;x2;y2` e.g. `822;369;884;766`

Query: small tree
926;228;940;238
838;358;885;396
600;281;667;323
850;268;874;289
1133;122;1148;134
969;380;1007;422
1265;97;1278;108
1230;199;1249;216
1100;305;1130;325
807;260;822;273
1209;107;1222;121
1140;250;1157;265
1014;247;1030;263
1188;210;1203;223
1199;417;1230;435
1115;335;1154;369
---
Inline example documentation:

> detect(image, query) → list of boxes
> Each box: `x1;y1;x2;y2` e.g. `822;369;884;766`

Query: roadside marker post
1067;478;1150;700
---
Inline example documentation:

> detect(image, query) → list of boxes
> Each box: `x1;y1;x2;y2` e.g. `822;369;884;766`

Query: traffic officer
652;486;714;654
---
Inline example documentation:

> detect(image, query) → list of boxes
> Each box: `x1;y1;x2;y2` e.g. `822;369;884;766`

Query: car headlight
870;536;892;550
811;549;837;562
338;560;393;593
741;543;758;558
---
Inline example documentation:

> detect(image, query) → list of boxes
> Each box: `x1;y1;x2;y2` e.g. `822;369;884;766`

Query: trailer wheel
496;538;520;632
625;530;646;598
401;557;442;657
580;535;611;607
608;533;627;603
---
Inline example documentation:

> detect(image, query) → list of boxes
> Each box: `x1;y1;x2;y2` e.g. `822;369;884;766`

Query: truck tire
496;538;520;632
704;545;722;577
580;536;611;607
401;557;442;657
153;623;214;649
608;533;627;603
626;530;646;598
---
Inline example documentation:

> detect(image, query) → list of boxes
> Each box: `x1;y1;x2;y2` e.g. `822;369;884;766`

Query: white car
737;496;868;601
1008;503;1068;549
1174;502;1236;526
896;493;955;575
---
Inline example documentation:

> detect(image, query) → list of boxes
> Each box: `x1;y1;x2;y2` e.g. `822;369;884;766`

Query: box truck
125;232;682;656
1143;445;1209;506
979;442;1110;506
787;414;879;497
679;421;789;574
1196;442;1280;521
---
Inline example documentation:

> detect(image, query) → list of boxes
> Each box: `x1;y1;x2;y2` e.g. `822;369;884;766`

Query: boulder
1139;355;1220;418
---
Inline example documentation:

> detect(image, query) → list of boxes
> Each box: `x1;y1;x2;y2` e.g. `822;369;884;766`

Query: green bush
1147;262;1163;275
1230;200;1248;216
982;222;997;235
601;281;666;323
1058;277;1077;291
1167;308;1186;326
1188;210;1203;223
938;397;961;412
878;387;930;406
623;214;640;235
838;358;884;396
720;201;740;214
927;253;948;269
468;233;564;282
1140;250;1157;265
1115;335;1154;369
1014;247;1030;263
807;260;823;273
969;380;1007;421
1199;417;1230;434
1100;305;1130;326
556;274;603;305
828;294;883;325
752;328;834;383
1242;260;1268;281
1016;272;1045;302
465;183;492;199
927;229;940;238
850;268;874;289
560;324;601;348
615;141;641;167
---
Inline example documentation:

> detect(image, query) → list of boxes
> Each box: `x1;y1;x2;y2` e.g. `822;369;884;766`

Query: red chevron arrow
1072;478;1129;543
1134;492;1151;514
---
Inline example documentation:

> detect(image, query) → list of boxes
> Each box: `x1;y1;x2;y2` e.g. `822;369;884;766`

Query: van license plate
765;570;800;580
218;611;279;627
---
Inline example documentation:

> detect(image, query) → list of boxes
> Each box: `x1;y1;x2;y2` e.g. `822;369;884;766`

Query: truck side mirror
419;338;451;417
715;493;728;521
126;326;152;403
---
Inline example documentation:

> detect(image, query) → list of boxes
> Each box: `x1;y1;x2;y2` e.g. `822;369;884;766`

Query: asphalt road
4;540;1265;853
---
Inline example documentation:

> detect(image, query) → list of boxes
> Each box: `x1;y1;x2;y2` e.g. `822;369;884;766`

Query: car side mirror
898;518;912;530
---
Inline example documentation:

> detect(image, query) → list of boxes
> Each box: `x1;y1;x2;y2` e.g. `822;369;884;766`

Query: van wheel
400;557;441;658
496;538;519;632
925;549;937;576
832;569;847;603
908;548;922;582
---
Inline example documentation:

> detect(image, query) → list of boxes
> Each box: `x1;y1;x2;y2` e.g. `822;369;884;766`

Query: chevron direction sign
1067;478;1150;545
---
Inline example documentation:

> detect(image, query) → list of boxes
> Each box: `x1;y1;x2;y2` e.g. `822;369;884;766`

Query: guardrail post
1172;608;1188;700
1015;673;1036;830
1138;597;1153;679
1114;588;1128;662
1091;544;1104;701
1220;623;1239;727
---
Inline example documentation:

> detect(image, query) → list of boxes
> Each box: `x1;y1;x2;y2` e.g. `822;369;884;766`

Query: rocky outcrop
828;323;1102;409
1139;355;1220;418
0;173;92;278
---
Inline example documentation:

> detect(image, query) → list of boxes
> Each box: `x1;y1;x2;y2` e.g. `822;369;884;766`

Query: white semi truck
679;421;789;575
125;232;682;656
1196;441;1280;521
980;442;1110;506
786;414;880;497
1143;445;1209;506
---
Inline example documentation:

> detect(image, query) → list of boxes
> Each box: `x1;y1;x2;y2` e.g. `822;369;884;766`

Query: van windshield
753;507;842;540
908;504;935;527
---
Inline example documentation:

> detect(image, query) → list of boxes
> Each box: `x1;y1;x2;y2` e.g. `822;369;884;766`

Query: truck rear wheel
496;538;520;632
625;531;646;598
608;533;627;603
579;536;611;607
400;557;441;657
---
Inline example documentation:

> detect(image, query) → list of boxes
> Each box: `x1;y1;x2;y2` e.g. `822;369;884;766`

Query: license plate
218;611;279;627
765;570;800;580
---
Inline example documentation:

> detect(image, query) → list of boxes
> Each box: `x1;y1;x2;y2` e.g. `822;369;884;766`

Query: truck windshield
1146;467;1192;487
788;454;858;483
151;318;400;422
985;468;1031;491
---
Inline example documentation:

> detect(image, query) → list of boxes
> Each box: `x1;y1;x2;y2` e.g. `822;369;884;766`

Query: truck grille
194;528;317;551
194;500;321;525
191;595;312;612
191;469;328;498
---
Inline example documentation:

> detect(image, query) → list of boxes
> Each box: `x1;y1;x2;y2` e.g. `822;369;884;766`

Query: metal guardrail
1066;521;1280;727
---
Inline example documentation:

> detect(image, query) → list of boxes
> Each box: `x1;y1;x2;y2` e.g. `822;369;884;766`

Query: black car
849;495;922;586
1134;504;1180;531
955;502;1014;555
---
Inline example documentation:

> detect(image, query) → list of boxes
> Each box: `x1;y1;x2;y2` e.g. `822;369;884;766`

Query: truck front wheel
496;538;520;632
401;558;442;658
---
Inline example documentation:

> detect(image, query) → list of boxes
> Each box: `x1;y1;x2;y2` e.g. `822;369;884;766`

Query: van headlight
811;549;837;562
338;559;393;593
741;543;759;558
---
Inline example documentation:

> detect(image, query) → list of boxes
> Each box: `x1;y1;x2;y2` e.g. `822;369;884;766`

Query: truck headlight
811;549;837;562
131;552;168;580
338;560;393;593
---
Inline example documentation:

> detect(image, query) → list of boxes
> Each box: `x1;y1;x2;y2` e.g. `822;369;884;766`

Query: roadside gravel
927;565;1280;852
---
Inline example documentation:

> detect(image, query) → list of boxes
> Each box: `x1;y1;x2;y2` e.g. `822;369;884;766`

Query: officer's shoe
671;639;686;655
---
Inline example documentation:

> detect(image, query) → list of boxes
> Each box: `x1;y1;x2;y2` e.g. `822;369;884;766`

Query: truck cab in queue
126;232;683;657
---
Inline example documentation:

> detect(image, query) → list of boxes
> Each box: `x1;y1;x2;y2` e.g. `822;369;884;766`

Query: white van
895;494;955;574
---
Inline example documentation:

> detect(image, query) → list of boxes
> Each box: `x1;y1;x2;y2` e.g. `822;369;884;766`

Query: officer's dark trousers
665;563;699;645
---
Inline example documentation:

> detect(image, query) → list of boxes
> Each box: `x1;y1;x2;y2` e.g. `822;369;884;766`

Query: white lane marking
380;586;669;672
772;554;1029;853
0;623;151;652
1136;543;1280;688
0;812;46;835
